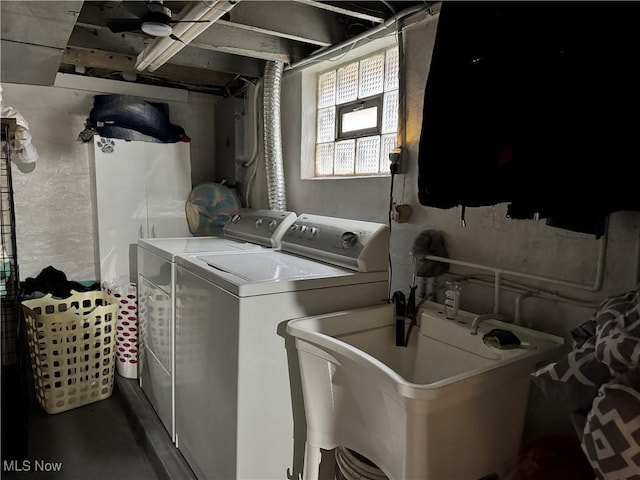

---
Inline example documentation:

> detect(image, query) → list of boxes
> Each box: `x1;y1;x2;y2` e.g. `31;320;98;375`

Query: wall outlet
389;147;405;174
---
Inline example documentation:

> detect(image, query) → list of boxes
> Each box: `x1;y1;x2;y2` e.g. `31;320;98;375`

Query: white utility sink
286;301;564;480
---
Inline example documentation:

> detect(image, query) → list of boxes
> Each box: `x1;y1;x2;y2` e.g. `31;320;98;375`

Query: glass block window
317;70;336;108
336;62;359;105
334;140;356;175
317;107;336;143
315;47;399;177
355;136;381;174
382;91;398;134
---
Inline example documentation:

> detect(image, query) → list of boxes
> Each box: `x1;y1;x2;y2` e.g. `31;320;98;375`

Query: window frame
316;47;398;178
300;35;398;180
336;95;383;140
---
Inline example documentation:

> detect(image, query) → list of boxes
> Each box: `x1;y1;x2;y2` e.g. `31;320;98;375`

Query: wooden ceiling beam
190;20;309;63
227;1;343;47
290;0;386;23
77;2;311;63
61;46;238;88
69;24;264;77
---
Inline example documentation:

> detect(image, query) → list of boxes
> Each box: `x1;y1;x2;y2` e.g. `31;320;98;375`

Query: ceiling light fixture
141;21;173;37
136;0;240;73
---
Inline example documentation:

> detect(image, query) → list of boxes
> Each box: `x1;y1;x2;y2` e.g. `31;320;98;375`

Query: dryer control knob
255;218;263;228
231;214;242;224
268;219;278;230
342;231;358;248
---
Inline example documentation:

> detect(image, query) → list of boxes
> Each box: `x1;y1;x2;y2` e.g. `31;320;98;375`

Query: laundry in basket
103;277;138;379
21;290;118;414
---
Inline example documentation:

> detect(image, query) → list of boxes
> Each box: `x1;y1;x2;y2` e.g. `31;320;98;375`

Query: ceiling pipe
136;0;240;73
136;1;215;71
284;2;438;73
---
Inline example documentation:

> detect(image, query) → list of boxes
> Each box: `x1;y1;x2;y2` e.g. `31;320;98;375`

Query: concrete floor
1;375;195;480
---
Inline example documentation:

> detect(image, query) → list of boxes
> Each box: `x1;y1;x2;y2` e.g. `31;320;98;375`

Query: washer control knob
255;218;263;228
300;225;308;234
342;231;358;248
268;219;278;230
231;214;242;224
310;227;319;236
289;224;298;232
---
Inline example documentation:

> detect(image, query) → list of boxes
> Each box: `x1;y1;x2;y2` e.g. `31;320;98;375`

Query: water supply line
514;291;534;326
263;60;287;211
418;217;610;315
239;78;262;208
240;79;261;169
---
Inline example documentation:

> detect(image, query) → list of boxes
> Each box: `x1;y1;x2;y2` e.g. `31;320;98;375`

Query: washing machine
174;214;390;480
137;209;297;443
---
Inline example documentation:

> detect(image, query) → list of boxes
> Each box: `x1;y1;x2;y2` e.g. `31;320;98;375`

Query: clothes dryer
174;214;390;480
137;209;296;442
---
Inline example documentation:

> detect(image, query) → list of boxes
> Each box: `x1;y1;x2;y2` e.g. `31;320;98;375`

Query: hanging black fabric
417;2;640;237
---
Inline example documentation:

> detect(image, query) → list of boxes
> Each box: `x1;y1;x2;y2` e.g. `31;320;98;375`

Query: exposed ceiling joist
61;46;236;92
2;0;431;94
70;25;153;57
69;24;264;78
159;43;264;78
291;0;386;23
76;3;310;64
194;20;308;63
133;1;245;73
227;1;343;47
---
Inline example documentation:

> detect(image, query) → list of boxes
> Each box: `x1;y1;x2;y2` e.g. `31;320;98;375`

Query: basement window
314;47;399;177
337;96;382;139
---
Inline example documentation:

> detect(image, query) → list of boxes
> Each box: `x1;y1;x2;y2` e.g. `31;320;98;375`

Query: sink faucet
470;313;505;335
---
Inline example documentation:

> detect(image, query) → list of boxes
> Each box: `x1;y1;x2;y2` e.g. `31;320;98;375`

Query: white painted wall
2;75;220;281
281;11;640;441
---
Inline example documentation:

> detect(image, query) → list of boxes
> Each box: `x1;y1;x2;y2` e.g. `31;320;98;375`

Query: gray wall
2;76;219;281
281;11;640;440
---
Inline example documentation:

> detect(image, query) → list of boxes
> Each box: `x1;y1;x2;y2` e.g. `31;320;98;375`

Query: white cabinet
91;136;191;283
145;141;192;238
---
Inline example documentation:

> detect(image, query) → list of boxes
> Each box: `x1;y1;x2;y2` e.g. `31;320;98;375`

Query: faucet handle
470;313;505;335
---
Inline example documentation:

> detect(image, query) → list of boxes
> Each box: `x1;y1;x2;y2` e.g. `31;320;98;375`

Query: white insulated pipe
419;224;609;315
285;3;435;73
136;1;239;72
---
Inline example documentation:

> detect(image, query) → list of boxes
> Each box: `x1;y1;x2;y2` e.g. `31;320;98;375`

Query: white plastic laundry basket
21;291;118;414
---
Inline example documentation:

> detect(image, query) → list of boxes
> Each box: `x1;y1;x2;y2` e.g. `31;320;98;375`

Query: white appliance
90;136;192;283
137;209;297;443
174;214;390;480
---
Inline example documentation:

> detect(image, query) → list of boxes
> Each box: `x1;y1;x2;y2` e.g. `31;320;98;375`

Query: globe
185;182;241;236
